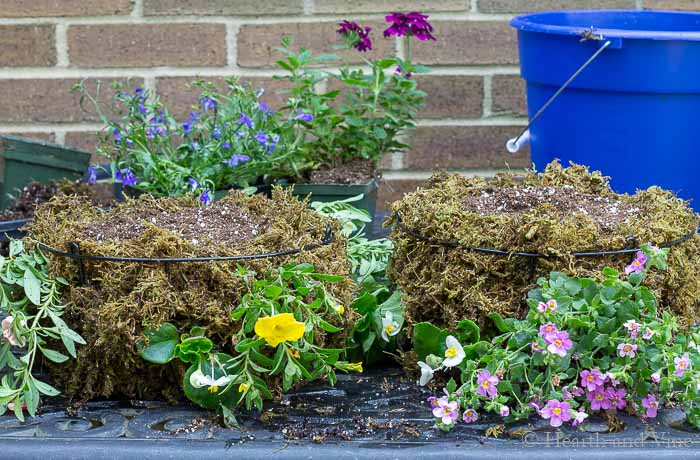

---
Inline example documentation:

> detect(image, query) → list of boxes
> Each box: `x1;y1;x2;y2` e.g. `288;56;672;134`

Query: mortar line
132;0;144;17
225;22;239;69
391;152;404;170
417;117;526;127
303;0;313;15
470;0;479;13
53;131;66;145
54;22;69;67
482;74;493;118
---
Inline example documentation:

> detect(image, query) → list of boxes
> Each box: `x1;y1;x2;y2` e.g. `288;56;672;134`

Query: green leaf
23;269;41;305
40;347;69;364
264;285;283;299
318;319;341;333
351;292;377;315
33;379;60;397
455;319;480;344
182;354;239;410
139;323;179;364
412;322;449;361
446;378;457;393
309;273;345;282
177;336;214;363
9;240;23;257
488;313;514;333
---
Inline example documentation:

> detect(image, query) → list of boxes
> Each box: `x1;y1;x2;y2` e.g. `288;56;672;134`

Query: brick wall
0;0;695;209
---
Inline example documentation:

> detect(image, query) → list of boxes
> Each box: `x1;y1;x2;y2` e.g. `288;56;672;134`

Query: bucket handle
507;39;612;153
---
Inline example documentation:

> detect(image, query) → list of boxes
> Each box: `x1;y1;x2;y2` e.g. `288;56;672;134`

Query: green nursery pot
285;179;379;217
0;135;92;209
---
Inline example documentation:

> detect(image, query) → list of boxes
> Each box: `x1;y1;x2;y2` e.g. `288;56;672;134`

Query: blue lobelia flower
116;168;136;187
200;96;217;111
238;113;253;128
200;189;212;205
87;166;98;185
225;154;250;167
188;177;199;191
256;130;269;147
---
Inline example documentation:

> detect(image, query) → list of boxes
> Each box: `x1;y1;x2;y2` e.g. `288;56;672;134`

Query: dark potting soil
83;200;270;246
463;185;641;233
308;158;378;185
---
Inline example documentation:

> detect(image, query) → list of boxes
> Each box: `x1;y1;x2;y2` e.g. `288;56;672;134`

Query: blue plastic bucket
511;10;700;208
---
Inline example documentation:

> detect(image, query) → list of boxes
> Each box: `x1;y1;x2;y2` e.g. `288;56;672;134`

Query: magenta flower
604;372;620;387
571;386;585;397
643;327;654;340
538;323;559;341
462;408;478;423
651;372;661;384
545;330;573;357
540;400;571;427
528;399;542;415
476;370;499;399
587;388;611;411
641;394;659;418
427;396;439;409
432;397;460;425
531;341;543;353
337;20;372;52
617;343;638;358
623;319;640;339
562;387;572;400
383;12;436;41
580;369;604;392
674;353;691;377
606;387;627;410
572;410;589;427
625;251;647;275
499;406;510;417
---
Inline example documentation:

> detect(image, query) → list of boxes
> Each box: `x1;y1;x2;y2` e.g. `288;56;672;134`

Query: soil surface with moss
388;161;700;330
27;188;354;402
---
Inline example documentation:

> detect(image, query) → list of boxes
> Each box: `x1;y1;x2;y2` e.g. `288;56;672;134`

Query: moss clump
388;161;700;330
27;188;354;401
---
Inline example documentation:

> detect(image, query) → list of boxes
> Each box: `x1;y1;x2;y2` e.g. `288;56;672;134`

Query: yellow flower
238;383;250;393
208;385;219;394
347;362;363;373
254;313;305;347
289;349;300;358
336;305;345;315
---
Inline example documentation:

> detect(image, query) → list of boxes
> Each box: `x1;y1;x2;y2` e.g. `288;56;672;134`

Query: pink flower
537;302;548;313
538;323;559;341
604;372;619;387
651;372;661;384
499;406;510;417
562;387;572;400
462;408;478;423
642;327;654;340
572;410;589;427
540;400;571;427
580;369;604;392
674;353;691;377
432;397;460;425
1;316;23;347
623;320;640;339
571;386;585;397
617;343;638;358
625;251;647;275
528;399;542;415
531;341;543;353
587;388;611;411
537;299;558;313
476;370;499;399
545;330;573;357
606;387;627;410
641;394;658;418
427;396;440;408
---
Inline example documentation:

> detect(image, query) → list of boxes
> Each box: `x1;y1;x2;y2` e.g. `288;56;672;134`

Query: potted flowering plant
273;12;435;216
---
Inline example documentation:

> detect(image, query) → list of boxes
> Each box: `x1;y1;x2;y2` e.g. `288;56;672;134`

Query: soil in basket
308;158;377;185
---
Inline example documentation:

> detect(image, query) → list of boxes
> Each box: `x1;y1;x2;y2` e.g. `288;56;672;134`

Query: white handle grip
506;130;530;154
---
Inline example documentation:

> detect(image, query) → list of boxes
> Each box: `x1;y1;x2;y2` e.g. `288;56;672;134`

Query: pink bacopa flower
623;320;640;339
674;353;691;377
537;302;547;313
587;388;612;411
572;410;589;427
617;343;638;358
427;396;440;409
545;330;573;357
540;400;572;427
537;299;558;313
571;386;585;397
604;372;619;387
538;323;559;341
500;406;510;417
530;341;543;353
476;370;499;399
625;251;647;275
580;369;604;392
462;408;478;423
642;327;654;340
651;372;661;384
641;394;659;418
432;397;460;425
562;387;572;400
606;387;627;410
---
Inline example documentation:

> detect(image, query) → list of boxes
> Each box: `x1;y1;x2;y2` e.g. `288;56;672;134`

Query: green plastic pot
0;135;92;209
284;179;379;217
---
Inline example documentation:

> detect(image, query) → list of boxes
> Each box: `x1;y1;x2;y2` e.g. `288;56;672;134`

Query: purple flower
528;400;542;415
538;323;558;342
200;96;217;111
674;353;691;377
256;130;269;147
138;103;147;114
641;394;658;418
222;142;231;149
211;125;222;139
295;109;314;123
606;387;627;410
540;400;571;427
427;396;439;409
432;397;459;425
113;128;123;143
187;178;199;191
267;134;279;154
587;388;611;411
146;117;167;140
238;113;253;128
199;189;212;206
580;369;604;392
225;154;250;167
545;330;573;357
530;341;543;353
617;343;638;358
258;103;274;118
462;408;478;423
499;406;510;417
86;166;97;185
337;20;373;52
571;386;585;397
572;411;589;427
643;327;655;340
651;372;661;384
623;319;640;339
625;251;647;275
182;111;201;136
134;87;143;96
476;370;499;399
384;12;436;41
604;372;620;387
116;168;136;187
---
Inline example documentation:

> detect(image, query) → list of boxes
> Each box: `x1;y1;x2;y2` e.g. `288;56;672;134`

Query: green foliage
0;241;83;421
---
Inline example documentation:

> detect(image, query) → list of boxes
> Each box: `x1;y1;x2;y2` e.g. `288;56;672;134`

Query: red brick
144;0;303;15
68;24;226;68
643;0;700;8
0;25;55;67
0;0;132;17
492;75;527;116
377;179;426;211
237;22;395;68
156;76;293;121
412;22;518;66
64;131;102;160
0;78;143;123
312;0;467;13
415;75;483;119
478;0;635;13
404;126;530;169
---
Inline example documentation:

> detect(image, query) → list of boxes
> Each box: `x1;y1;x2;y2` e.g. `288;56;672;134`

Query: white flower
1;316;24;347
189;368;233;394
417;361;434;386
442;335;465;368
380;311;400;342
